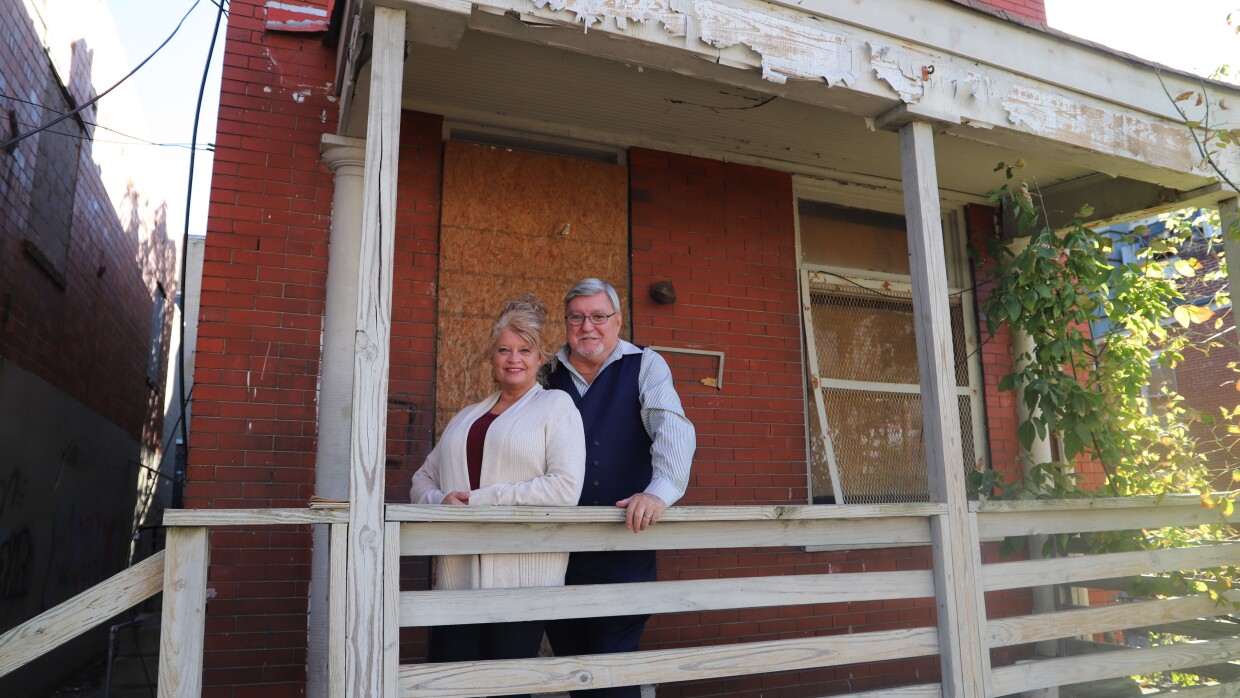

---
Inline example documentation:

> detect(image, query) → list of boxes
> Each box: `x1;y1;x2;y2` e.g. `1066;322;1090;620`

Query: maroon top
466;411;500;490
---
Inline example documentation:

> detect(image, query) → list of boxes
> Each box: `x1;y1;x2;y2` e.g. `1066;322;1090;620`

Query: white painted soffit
367;0;1240;190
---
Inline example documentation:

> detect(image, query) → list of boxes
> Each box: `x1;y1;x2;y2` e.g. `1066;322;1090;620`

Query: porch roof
337;0;1240;224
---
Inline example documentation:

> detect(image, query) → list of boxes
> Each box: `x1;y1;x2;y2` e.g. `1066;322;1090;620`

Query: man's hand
442;491;470;505
617;492;667;533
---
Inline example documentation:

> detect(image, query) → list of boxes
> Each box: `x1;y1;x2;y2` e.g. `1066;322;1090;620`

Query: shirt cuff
644;481;681;508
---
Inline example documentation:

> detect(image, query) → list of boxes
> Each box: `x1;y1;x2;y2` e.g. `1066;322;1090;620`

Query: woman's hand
442;491;471;505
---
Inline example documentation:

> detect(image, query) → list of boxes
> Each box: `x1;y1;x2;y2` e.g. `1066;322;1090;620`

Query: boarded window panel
435;142;629;436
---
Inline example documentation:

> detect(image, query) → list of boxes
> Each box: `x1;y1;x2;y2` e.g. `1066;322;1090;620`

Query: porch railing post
346;6;405;698
1221;198;1240;349
157;526;209;698
897;119;991;696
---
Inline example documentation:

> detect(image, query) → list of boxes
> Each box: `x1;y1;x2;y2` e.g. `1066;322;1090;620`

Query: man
545;278;695;698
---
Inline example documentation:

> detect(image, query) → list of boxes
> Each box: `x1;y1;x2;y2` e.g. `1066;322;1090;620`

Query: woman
410;294;585;667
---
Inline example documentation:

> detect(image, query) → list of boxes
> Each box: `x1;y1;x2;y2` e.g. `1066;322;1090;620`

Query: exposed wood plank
1137;618;1240;642
991;637;1240;695
988;591;1240;648
799;269;845;504
1223;198;1240;350
844;686;941;698
976;494;1225;513
164;508;349;526
399;570;935;626
346;7;405;698
398;628;939;697
0;551;164;677
329;524;348;698
386;502;947;522
384;522;400;697
979;504;1239;539
899;118;988;697
399;517;932;556
983;544;1240;592
158;527;210;698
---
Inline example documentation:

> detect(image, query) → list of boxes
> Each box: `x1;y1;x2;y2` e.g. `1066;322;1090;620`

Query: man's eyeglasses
565;311;618;326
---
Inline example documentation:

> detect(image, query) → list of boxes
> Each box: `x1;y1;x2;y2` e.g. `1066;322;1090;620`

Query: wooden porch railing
1;495;1237;697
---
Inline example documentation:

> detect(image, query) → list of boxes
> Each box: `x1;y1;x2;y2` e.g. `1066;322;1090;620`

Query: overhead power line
0;0;203;152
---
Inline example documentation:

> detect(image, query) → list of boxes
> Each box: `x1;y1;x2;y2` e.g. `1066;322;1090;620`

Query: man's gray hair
564;278;621;314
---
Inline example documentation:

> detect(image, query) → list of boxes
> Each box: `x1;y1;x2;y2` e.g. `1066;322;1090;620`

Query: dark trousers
430;620;547;698
546;613;650;698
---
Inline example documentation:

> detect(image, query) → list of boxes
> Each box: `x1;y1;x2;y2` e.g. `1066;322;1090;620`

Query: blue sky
100;0;1237;240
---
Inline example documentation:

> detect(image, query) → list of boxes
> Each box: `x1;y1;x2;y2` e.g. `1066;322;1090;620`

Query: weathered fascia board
386;0;1237;190
1013;176;1238;234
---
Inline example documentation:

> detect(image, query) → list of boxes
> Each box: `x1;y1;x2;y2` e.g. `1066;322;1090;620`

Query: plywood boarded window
435;141;629;435
798;201;985;504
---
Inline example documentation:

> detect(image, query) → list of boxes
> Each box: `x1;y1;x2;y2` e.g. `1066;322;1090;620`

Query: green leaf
1006;296;1021;323
1173;259;1197;277
1018;420;1036;451
1174;305;1192;328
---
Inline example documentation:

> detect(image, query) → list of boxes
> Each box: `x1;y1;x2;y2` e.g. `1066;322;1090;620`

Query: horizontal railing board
987;591;1240;648
0;551;165;677
400;570;935;626
164;508;349;526
974;494;1234;513
398;627;940;697
983;543;1240;592
387;503;946;523
399;517;931;556
843;686;941;697
979;505;1239;539
990;636;1240;695
1136;618;1240;641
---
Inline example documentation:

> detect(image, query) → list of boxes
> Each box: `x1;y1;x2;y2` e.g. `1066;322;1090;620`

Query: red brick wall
626;152;1032;696
188;0;336;693
976;0;1047;23
0;0;176;443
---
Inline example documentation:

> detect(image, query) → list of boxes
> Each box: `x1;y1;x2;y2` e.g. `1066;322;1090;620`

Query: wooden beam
164;508;349;526
990;637;1240;695
399;517;932;555
397;627;940;697
979;503;1240;539
329;524;348;697
384;522;400;697
798;270;845;503
387;502;948;522
899;119;989;697
346;7;405;698
987;591;1240;648
158;527;210;698
983;543;1240;592
0;552;164;677
1222;198;1240;350
399;570;935;626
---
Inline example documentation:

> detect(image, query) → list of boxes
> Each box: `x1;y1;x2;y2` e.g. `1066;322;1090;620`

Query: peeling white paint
292;90;310;103
527;0;853;86
694;0;854;86
868;42;924;103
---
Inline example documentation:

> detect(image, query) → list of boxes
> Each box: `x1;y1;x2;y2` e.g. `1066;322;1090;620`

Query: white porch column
309;135;366;698
898;120;991;697
1011;322;1060;697
346;7;405;698
1221;198;1240;349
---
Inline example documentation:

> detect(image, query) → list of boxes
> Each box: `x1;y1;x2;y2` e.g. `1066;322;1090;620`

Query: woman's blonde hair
485;293;552;369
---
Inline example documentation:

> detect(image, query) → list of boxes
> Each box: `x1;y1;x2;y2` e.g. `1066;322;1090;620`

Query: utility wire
2;110;211;151
0;0;202;152
1;92;212;150
174;0;229;505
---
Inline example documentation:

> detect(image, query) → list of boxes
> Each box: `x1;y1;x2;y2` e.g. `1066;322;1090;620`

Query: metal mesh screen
807;279;979;504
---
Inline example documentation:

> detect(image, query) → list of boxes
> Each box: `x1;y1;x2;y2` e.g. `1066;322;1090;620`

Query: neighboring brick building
0;0;179;694
186;0;1238;695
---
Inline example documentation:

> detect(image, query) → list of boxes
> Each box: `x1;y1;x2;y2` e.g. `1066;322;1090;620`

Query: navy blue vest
549;352;657;584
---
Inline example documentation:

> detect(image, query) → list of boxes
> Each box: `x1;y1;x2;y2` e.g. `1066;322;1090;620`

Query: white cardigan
409;383;585;590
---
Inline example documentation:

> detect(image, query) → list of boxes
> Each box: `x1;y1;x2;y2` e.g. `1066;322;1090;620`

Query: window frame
793;182;987;505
